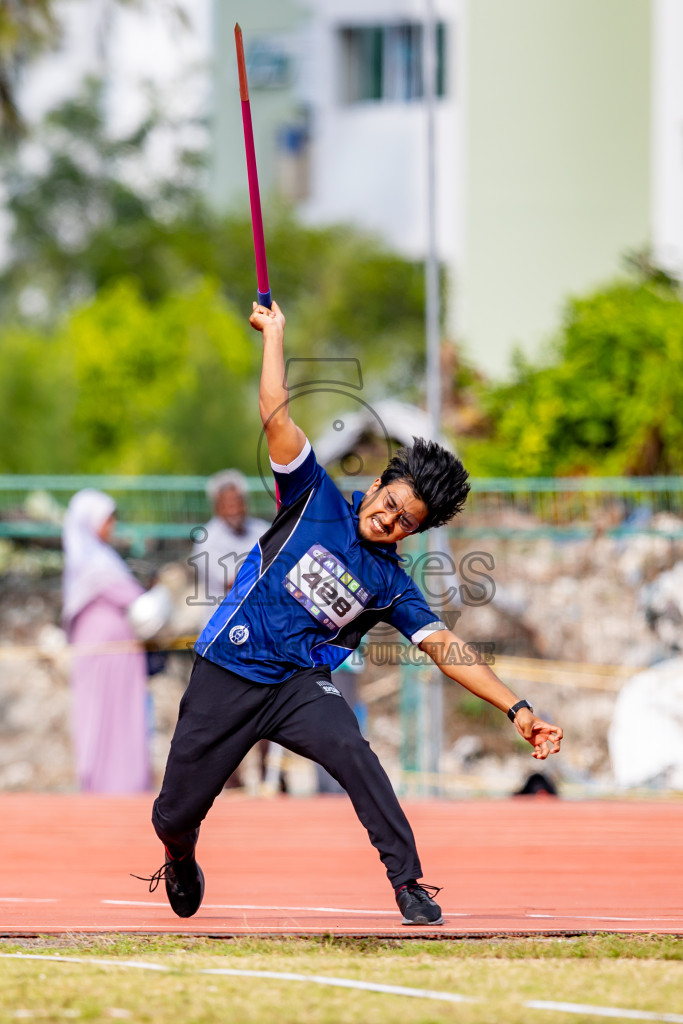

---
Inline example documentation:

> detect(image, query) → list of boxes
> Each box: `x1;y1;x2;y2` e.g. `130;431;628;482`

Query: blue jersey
195;441;444;684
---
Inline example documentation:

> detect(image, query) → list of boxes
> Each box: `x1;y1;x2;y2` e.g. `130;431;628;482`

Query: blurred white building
13;0;683;377
210;0;683;377
210;0;461;286
652;0;683;281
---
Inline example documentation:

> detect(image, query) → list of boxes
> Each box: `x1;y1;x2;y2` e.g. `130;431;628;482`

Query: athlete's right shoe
395;881;444;925
133;851;205;918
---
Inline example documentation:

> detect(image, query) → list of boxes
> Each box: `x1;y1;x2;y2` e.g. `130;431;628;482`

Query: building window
246;39;290;90
339;22;447;104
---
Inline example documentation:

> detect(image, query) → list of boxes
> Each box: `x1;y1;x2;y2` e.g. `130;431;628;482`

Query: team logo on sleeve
284;546;371;631
229;624;250;645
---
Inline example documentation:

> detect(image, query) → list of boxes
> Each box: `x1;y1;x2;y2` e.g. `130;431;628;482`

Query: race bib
283;545;371;632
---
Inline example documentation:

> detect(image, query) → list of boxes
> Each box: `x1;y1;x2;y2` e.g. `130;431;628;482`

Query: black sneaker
133;852;205;918
395;881;444;925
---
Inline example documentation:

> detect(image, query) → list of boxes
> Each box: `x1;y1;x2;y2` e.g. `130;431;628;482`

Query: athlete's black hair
379;436;470;532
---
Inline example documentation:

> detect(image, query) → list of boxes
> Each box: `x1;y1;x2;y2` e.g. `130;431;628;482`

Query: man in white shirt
190;469;270;628
188;469;273;791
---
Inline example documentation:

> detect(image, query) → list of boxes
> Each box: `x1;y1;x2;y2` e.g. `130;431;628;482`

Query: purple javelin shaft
240;98;270;304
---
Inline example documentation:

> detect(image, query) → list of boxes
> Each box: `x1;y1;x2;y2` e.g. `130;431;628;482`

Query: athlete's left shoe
395;881;444;925
132;851;205;918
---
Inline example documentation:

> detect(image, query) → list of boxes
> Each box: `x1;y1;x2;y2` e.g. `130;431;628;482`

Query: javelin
235;23;271;309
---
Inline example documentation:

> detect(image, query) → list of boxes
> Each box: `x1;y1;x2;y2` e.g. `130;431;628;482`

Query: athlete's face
357;479;428;545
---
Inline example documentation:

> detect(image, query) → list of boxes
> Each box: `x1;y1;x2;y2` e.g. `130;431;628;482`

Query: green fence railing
1;474;683;553
458;476;683;540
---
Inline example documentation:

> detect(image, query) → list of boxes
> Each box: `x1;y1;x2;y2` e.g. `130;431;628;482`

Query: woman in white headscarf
62;489;149;792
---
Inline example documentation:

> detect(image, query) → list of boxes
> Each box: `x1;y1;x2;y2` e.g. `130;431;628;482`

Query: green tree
0;0;60;138
0;1;183;139
0;75;436;480
210;209;429;404
1;79;430;407
0;278;258;474
463;274;683;476
0;322;76;472
0;76;206;316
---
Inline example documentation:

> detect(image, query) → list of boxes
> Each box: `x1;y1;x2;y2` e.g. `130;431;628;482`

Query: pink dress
69;575;150;793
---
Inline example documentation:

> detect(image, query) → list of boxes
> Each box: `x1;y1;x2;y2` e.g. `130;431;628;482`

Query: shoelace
404;882;442;900
130;863;173;893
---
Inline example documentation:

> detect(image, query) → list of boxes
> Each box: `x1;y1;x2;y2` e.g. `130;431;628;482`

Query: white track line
103;900;394;914
528;921;683;929
199;968;470;1002
103;900;469;916
8;898;678;926
202;904;402;915
1;955;168;971
105;901;682;925
0;954;470;1004
103;900;176;908
526;1001;683;1022
0;898;57;903
3;956;681;1019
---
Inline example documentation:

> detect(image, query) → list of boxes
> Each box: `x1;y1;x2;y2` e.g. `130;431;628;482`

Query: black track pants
152;654;422;888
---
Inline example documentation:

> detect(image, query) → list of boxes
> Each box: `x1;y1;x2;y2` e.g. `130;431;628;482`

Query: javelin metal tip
234;23;249;101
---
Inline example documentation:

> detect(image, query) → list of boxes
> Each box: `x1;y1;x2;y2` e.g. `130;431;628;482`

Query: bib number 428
284;546;370;630
302;572;352;617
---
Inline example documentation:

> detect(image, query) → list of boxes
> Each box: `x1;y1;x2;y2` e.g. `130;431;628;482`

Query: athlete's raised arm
250;300;306;466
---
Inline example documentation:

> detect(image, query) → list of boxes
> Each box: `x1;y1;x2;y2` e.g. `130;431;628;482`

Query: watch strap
507;699;533;722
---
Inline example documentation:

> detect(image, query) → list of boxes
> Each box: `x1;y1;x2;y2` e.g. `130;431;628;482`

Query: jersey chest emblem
229;624;250;645
283;545;371;632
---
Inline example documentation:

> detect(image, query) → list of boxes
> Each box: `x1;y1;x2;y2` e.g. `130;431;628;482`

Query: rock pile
1;518;682;793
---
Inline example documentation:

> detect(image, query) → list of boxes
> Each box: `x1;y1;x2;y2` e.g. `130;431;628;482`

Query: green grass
0;935;681;1024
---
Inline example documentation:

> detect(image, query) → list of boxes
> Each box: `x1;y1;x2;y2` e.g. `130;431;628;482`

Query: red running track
2;794;682;937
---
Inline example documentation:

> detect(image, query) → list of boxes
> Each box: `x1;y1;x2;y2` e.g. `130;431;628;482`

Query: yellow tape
0;639;640;691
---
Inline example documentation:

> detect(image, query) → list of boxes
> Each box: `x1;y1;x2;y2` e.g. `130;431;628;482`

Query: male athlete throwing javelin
144;300;563;926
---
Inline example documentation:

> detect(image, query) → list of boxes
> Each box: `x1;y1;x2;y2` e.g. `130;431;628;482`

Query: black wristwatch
507;699;533;722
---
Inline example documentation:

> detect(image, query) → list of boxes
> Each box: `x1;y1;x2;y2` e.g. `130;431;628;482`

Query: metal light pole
424;0;441;442
397;3;447;796
423;0;445;793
